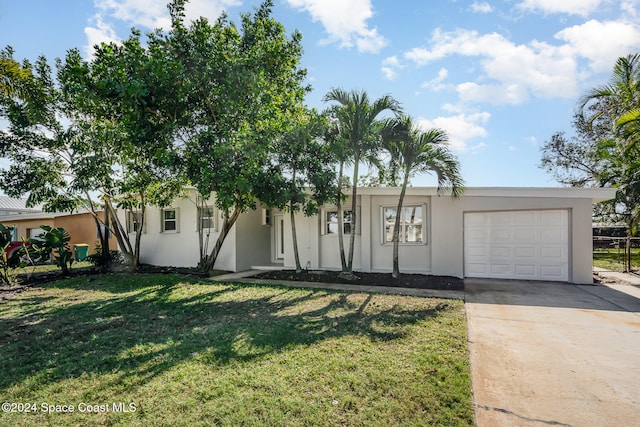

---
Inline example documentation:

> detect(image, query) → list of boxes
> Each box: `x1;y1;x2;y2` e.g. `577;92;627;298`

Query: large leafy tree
61;31;186;269
381;115;464;278
170;0;309;272
1;26;185;270
323;88;401;275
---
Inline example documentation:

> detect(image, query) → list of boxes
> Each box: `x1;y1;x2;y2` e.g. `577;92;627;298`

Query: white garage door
464;210;569;281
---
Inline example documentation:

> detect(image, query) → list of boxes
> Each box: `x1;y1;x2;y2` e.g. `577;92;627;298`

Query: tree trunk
291;204;302;273
347;154;359;272
104;197;135;266
392;173;409;278
336;160;348;271
203;208;240;272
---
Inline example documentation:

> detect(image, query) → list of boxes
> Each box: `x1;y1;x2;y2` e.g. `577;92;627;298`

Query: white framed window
197;206;216;231
161;208;179;233
382;205;425;244
322;208;360;235
326;210;352;235
126;211;145;234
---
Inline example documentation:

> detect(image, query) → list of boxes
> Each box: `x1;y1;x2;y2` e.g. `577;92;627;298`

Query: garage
464;209;569;281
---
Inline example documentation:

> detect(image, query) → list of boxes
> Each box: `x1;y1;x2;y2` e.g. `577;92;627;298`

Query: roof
0;208;95;222
353;186;617;203
0;196;42;212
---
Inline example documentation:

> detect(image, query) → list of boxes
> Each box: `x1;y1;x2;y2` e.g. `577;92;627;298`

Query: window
198;206;215;230
383;205;424;243
262;208;271;226
326;210;353;235
127;211;144;234
161;208;179;233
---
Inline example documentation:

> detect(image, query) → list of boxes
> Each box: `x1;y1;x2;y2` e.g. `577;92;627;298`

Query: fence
593;237;640;272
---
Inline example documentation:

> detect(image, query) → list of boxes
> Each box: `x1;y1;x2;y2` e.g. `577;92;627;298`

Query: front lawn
0;274;473;426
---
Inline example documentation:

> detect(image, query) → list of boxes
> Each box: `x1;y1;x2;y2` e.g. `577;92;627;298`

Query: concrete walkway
466;278;640;427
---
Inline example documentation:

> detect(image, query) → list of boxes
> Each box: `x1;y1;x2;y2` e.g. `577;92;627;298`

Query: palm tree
323;88;401;275
579;53;640;271
579;53;640;150
381;115;464;278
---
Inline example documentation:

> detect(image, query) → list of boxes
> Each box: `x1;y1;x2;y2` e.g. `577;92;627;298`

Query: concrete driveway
465;279;640;427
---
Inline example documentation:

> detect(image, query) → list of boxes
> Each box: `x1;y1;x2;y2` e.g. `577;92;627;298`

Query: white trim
161;208;180;233
380;204;427;245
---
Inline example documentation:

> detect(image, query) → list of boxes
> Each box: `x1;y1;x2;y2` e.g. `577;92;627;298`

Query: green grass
0;274;473;426
594;247;640;271
13;261;94;275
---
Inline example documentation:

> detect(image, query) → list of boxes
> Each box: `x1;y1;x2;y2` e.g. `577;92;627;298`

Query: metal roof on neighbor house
0;196;42;212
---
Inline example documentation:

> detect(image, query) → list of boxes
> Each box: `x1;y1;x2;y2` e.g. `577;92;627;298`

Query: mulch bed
253;269;464;291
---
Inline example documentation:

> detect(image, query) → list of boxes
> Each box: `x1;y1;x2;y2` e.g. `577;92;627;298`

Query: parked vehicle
4;241;32;266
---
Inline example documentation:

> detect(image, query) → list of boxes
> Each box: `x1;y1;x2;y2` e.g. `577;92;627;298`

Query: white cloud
470;2;494;13
517;0;607;17
286;0;388;53
404;29;579;104
621;1;639;16
421;68;449;91
416;112;490;152
84;14;120;59
85;1;240;58
92;0;237;30
555;19;640;72
94;0;171;29
381;56;404;80
456;82;529;105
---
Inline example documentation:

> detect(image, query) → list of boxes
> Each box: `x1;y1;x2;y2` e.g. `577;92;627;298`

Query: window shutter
355;206;361;235
175;208;180;233
160;209;165;233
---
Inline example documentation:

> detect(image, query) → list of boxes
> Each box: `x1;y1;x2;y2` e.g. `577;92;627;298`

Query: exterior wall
118;191;271;272
119;193;237;271
234;203;272;271
0;211;115;259
285;188;612;284
430;195;594;284
285;194;431;274
55;212;116;255
1;218;55;241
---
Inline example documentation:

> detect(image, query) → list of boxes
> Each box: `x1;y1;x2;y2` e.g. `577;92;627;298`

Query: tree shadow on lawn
0;274;450;394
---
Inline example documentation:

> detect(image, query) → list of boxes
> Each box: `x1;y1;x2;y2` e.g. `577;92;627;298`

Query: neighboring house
0;210;116;257
132;186;615;284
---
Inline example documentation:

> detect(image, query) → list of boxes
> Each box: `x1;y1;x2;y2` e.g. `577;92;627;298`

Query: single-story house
0;210;116;257
125;187;615;284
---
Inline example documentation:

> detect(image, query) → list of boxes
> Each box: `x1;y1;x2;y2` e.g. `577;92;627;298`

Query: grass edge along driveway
0;273;473;426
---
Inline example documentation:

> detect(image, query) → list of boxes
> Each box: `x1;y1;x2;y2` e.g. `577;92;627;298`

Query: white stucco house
122;186;615;284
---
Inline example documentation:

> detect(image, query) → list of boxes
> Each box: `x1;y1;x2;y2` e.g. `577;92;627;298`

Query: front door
274;214;285;261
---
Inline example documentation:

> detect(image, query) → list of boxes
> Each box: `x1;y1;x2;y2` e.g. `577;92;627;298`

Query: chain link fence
593;237;640;272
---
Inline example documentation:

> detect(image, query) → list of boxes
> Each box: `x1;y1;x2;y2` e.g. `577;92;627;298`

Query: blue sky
2;0;640;187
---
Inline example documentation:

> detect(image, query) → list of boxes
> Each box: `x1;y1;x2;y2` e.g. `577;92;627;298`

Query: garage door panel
515;247;536;257
464;210;569;282
515;264;536;276
491;246;511;257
